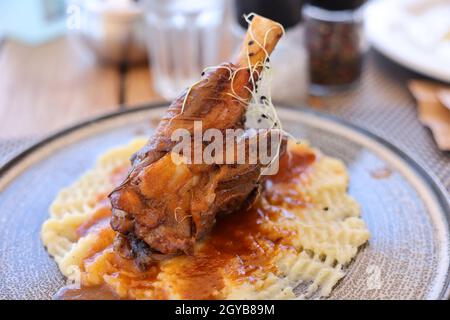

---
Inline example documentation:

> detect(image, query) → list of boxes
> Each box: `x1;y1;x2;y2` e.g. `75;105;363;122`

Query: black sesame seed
201;71;205;76
248;40;254;45
323;207;329;211
266;57;270;63
262;114;268;119
257;119;262;123
249;52;255;57
260;95;267;101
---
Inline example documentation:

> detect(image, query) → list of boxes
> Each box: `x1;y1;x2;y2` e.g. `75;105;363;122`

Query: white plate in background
366;0;450;83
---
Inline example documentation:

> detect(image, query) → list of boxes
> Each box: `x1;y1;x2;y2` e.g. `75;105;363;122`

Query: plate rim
1;102;449;299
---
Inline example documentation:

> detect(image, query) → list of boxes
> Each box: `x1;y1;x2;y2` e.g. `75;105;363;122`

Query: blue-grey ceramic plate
0;104;449;299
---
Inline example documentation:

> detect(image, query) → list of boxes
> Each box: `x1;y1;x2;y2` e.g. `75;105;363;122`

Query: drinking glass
144;0;228;99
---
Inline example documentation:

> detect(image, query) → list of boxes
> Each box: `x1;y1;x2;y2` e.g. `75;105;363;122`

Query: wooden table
0;37;165;139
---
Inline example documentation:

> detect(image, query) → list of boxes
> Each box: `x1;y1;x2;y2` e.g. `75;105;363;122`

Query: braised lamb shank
109;15;285;269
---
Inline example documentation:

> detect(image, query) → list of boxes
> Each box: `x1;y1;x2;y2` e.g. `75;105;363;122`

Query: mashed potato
42;138;370;299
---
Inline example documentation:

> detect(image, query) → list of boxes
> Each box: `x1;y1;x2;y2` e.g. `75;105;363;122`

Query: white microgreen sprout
178;13;297;173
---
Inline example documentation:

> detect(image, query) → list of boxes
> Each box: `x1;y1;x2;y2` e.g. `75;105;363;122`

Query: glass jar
144;0;228;100
303;0;366;95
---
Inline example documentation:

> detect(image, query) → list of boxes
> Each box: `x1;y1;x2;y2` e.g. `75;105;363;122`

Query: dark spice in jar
303;1;365;93
306;19;362;86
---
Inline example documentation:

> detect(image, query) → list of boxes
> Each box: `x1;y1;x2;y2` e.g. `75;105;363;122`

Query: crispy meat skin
110;14;285;268
109;64;280;267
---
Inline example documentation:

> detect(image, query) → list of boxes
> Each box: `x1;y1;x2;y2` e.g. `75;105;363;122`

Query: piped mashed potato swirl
42;137;370;299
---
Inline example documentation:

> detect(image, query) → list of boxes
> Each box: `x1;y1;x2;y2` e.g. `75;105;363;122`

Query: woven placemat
313;50;450;195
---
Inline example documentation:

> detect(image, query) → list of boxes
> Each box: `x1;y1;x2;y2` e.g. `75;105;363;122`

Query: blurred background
0;0;449;161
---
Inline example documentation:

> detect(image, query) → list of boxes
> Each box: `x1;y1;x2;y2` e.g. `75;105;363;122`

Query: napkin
408;80;450;151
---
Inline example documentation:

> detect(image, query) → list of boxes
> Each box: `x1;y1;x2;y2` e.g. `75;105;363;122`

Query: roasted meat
109;15;285;269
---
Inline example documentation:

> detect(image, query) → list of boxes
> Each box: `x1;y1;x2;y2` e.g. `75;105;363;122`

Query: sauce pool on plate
54;145;317;300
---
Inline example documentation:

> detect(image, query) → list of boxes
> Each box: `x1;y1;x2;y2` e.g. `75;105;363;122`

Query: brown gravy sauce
268;149;316;184
53;284;120;300
55;147;316;300
174;206;277;299
76;205;111;238
370;167;392;180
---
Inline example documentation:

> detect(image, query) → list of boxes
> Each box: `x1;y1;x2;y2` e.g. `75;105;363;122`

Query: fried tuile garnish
109;14;284;269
